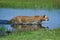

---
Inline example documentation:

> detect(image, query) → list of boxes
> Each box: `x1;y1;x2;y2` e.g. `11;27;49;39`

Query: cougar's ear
43;15;46;17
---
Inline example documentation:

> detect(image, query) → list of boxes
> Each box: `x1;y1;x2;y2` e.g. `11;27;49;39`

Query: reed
0;0;60;9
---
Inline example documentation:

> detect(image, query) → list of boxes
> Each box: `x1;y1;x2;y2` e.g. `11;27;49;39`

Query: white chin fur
45;19;48;21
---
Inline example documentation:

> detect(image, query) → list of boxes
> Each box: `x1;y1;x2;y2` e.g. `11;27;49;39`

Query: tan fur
9;15;48;23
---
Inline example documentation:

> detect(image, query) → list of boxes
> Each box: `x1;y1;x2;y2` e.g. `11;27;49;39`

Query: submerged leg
37;24;49;29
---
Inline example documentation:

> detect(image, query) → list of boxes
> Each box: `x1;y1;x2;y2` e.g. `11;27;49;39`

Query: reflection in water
11;24;48;31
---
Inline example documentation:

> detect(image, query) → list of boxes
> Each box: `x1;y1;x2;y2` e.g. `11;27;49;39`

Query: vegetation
0;28;60;40
0;25;7;36
0;25;6;32
0;0;60;9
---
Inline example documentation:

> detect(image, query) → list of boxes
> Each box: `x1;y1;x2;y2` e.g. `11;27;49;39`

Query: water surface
0;8;60;31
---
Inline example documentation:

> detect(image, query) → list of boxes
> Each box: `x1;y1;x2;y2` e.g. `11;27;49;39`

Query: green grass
0;28;60;40
0;0;60;9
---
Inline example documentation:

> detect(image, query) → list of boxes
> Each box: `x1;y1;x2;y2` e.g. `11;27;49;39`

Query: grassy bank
0;0;60;9
0;28;60;40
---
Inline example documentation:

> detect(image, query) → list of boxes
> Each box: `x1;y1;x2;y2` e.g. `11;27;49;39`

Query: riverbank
0;0;60;9
0;28;60;40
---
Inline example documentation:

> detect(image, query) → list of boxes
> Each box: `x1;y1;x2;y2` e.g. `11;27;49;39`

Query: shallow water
0;8;60;31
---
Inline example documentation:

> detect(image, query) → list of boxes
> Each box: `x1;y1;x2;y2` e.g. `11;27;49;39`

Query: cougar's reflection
11;24;48;31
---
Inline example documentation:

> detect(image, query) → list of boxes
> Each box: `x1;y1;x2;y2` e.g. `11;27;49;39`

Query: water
0;8;60;31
